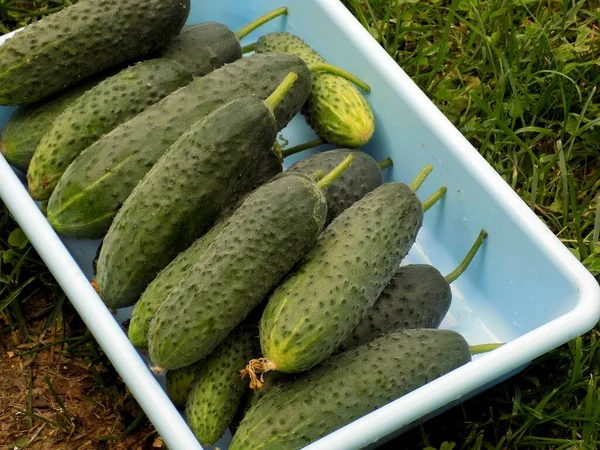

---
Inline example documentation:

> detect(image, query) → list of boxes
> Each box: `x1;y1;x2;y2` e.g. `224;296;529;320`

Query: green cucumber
0;0;190;105
230;329;472;450
166;362;202;409
185;316;261;446
147;157;355;370
286;149;392;224
245;169;432;383
28;59;193;201
0;75;108;171
154;7;288;76
96;74;300;310
47;52;312;239
256;32;375;148
338;230;488;352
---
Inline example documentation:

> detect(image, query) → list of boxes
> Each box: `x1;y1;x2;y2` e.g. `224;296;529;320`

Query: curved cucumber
0;0;190;105
230;329;471;450
47;52;312;239
255;181;424;376
185;318;260;446
0;75;107;171
256;32;375;148
96;95;280;310
28;58;193;200
147;173;328;370
287;149;387;224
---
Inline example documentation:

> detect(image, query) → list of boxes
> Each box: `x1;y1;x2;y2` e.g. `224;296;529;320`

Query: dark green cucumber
338;230;488;352
256;32;375;148
147;172;329;370
230;329;471;450
154;7;288;76
28;59;193;200
0;75;107;171
47;52;312;239
128;218;230;349
287;149;389;224
0;0;190;105
96;81;289;309
252;180;425;377
185;317;261;446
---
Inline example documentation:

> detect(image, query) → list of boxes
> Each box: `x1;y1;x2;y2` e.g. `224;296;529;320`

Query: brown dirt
0;295;164;450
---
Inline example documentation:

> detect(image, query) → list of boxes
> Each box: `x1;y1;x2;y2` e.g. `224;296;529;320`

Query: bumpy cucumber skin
338;265;452;353
0;0;190;105
155;22;242;76
47;53;311;239
256;32;375;148
166;361;202;409
259;182;424;374
28;59;193;200
0;75;105;171
128;218;230;349
148;174;327;370
231;329;471;450
97;97;277;310
185;319;261;446
287;149;383;224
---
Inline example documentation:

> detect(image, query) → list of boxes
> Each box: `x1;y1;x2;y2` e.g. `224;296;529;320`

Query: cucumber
0;0;190;105
28;59;193;201
166;362;202;409
47;52;312;239
338;230;488;352
230;329;472;450
287;149;392;224
256;32;375;148
96;74;300;310
147;158;358;369
154;7;287;76
246;173;429;381
185;317;261;446
0;75;108;171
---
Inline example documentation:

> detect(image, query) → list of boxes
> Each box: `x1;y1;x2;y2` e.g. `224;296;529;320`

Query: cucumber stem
422;186;447;212
445;230;489;284
281;138;325;158
241;42;257;54
235;7;288;40
241;358;278;390
308;63;371;92
264;72;298;112
470;343;504;354
317;153;355;190
378;157;393;170
409;164;433;192
309;170;326;182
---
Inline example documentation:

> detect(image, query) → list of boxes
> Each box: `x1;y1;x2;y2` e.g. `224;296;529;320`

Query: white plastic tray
1;1;599;449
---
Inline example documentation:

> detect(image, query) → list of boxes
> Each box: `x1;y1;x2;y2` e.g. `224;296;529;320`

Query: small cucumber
147;156;356;371
338;230;488;352
47;52;312;239
166;362;202;409
0;0;190;105
245;168;432;382
230;329;472;450
155;7;287;76
96;74;300;310
286;149;392;224
28;58;193;200
0;75;107;171
256;32;375;148
185;316;261;446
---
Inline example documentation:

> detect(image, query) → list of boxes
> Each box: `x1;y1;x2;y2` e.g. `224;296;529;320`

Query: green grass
341;0;600;448
0;0;599;448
